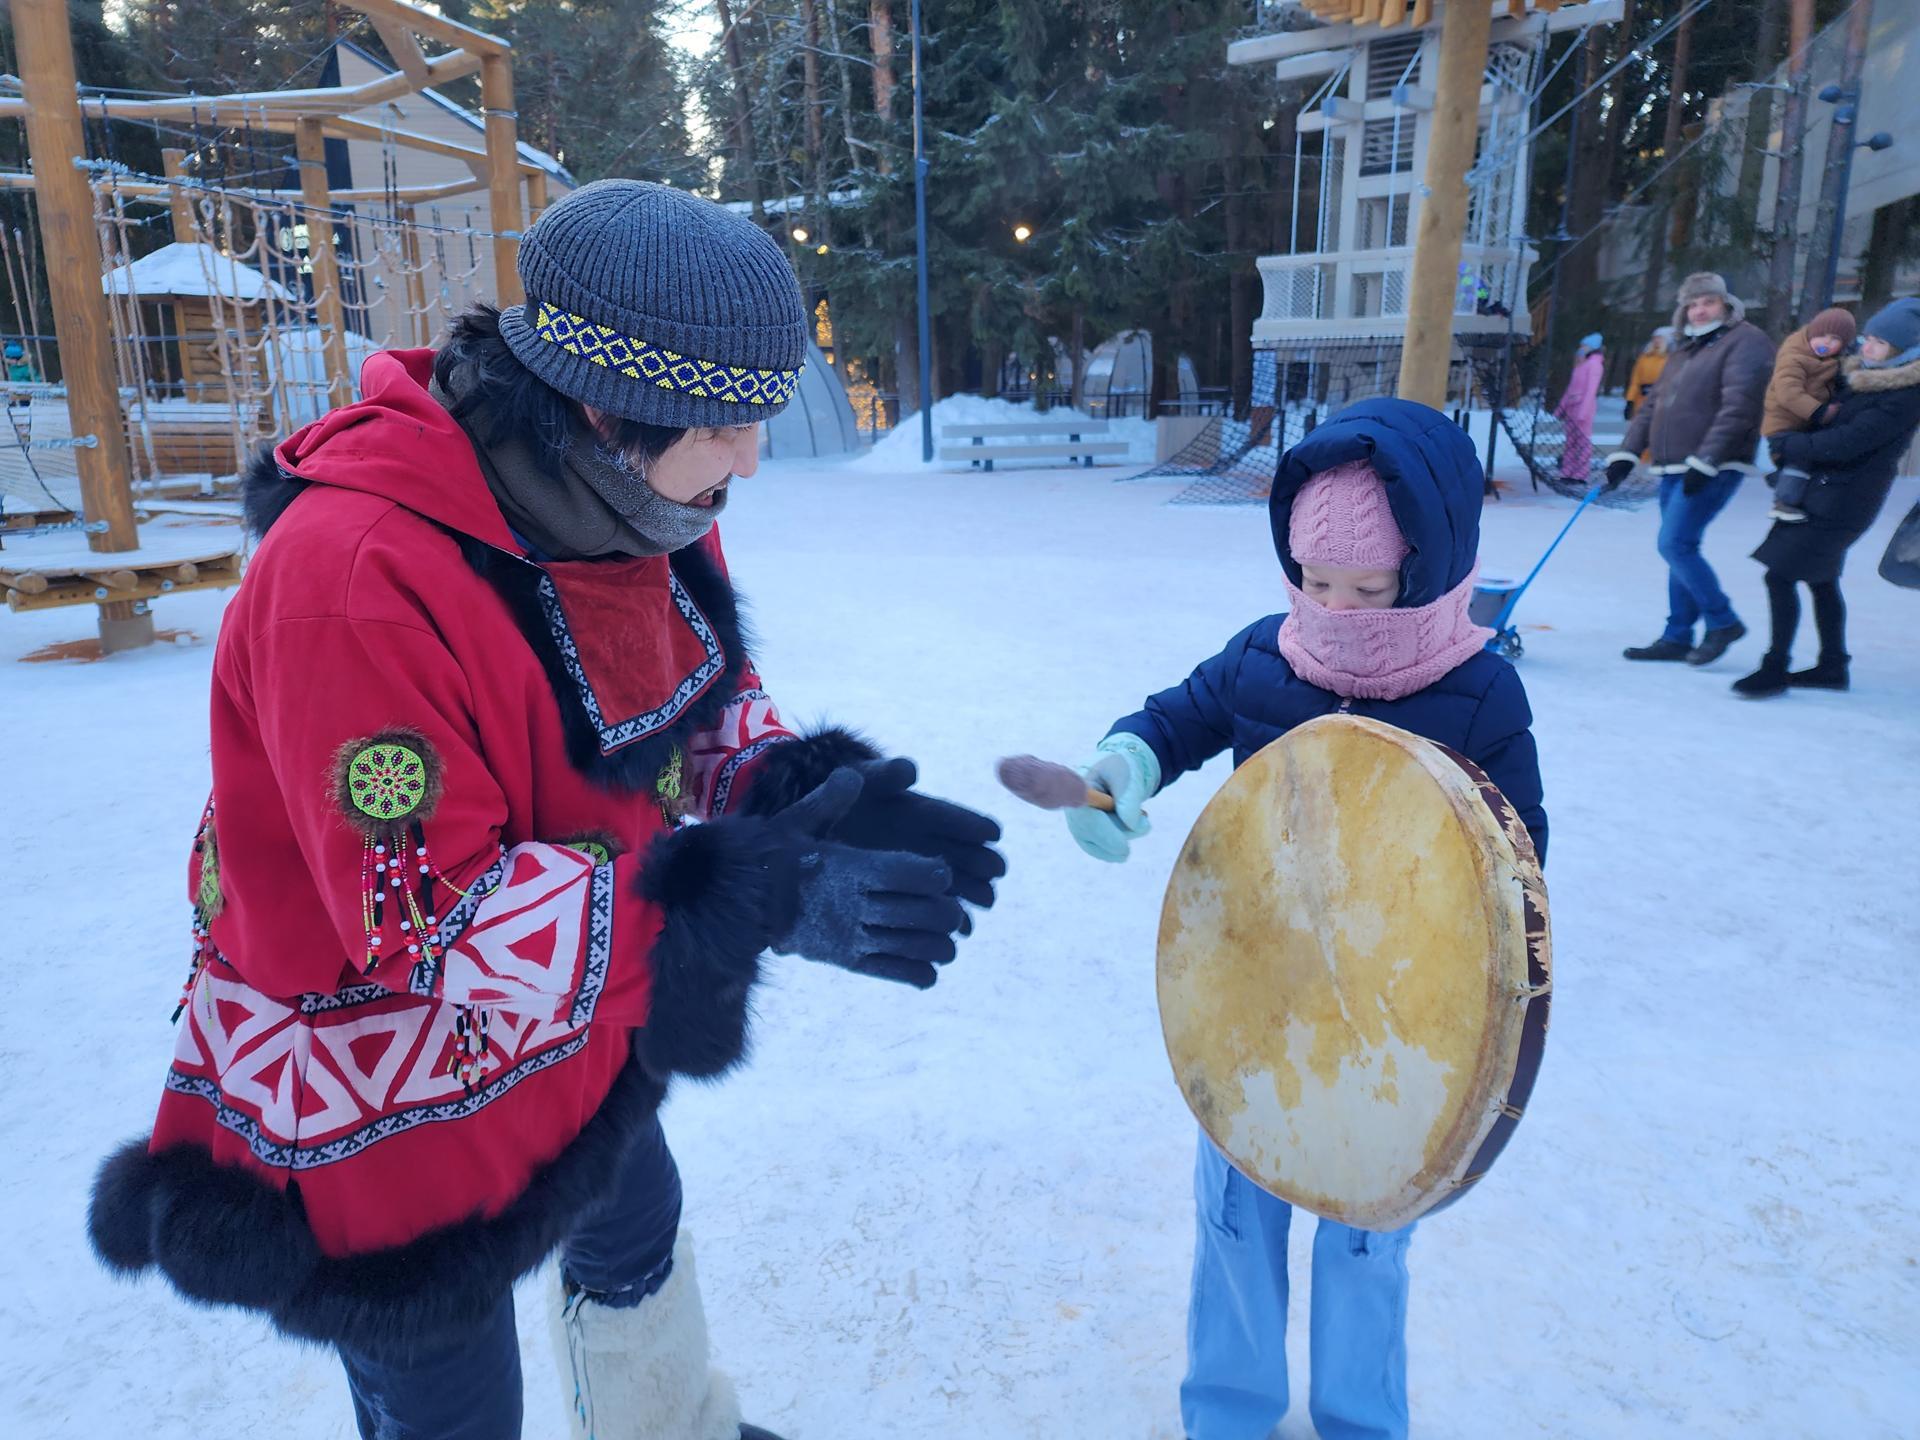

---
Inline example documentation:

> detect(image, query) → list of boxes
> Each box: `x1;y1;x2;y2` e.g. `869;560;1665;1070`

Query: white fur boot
548;1233;743;1440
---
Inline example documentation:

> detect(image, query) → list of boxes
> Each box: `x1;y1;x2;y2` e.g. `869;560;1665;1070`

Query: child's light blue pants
1180;1134;1414;1440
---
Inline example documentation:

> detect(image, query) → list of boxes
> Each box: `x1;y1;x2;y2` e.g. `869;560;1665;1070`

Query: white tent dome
1082;330;1199;414
760;340;860;459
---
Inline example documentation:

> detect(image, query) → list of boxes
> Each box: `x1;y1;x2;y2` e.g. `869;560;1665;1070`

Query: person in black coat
1734;297;1920;697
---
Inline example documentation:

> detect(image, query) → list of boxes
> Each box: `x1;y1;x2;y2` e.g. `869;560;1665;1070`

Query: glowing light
791;227;810;243
1013;224;1033;243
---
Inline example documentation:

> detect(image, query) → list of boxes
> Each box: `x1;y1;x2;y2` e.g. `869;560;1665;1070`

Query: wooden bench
938;418;1130;471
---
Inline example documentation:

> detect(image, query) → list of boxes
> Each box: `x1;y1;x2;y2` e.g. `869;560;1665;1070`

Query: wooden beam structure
295;119;357;411
0;167;486;209
161;149;198;239
340;0;511;59
479;55;525;307
12;0;151;650
1396;0;1494;406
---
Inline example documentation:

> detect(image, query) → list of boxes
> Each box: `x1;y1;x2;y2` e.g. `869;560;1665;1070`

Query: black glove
1682;456;1718;497
831;756;1006;912
767;769;968;989
1604;457;1634;491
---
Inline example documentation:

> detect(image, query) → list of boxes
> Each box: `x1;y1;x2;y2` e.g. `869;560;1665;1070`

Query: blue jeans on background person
1656;470;1744;644
335;1114;684;1440
1181;1135;1414;1440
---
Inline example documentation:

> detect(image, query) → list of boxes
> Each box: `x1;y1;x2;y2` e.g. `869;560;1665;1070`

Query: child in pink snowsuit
1555;333;1605;479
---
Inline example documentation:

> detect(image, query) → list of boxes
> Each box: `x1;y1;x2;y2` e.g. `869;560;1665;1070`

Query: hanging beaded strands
332;730;487;1092
174;796;222;1023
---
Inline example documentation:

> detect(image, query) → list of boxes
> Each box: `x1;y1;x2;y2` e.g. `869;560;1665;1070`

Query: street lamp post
911;0;933;464
1814;83;1893;310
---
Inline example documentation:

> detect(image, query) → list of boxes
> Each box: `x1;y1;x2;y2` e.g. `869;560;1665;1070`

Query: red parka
90;350;829;1345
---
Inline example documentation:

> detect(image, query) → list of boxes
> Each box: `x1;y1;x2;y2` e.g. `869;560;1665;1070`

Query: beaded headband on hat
532;300;803;410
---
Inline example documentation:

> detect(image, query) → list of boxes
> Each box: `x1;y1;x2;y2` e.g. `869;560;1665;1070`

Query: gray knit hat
498;180;808;428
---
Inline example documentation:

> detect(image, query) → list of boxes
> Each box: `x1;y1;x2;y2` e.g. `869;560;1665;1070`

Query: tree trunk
1224;133;1254;420
870;0;896;176
1732;0;1787;256
714;0;765;222
802;0;826;241
826;0;864;176
1599;0;1637;162
1557;24;1613;362
1068;309;1088;413
893;311;920;417
1799;0;1875;313
1639;11;1694;315
1765;0;1815;331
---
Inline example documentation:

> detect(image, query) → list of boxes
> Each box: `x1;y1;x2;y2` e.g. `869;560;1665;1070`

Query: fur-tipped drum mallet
995;754;1118;813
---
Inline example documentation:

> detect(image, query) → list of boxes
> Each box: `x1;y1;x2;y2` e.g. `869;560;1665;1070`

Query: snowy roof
101;243;295;303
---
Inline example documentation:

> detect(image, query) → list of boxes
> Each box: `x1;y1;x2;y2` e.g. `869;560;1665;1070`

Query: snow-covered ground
4;462;1916;1439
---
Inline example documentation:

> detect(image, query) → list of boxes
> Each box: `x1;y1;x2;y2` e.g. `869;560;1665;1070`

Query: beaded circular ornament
347;742;430;821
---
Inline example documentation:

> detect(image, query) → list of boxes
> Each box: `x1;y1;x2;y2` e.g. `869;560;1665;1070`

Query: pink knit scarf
1277;568;1493;701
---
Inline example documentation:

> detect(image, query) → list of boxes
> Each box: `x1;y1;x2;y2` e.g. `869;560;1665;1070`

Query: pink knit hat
1288;460;1410;570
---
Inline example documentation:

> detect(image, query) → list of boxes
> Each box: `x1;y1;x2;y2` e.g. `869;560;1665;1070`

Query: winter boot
1623;637;1692;661
549;1233;783;1440
1731;652;1791;699
1687;621;1747;666
1787;654;1851;690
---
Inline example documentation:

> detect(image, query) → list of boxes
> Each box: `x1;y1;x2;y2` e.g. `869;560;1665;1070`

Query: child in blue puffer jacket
1068;398;1546;1440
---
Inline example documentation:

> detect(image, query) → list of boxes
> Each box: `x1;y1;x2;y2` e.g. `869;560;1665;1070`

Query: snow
853;394;1159;471
101;242;296;304
4;464;1917;1438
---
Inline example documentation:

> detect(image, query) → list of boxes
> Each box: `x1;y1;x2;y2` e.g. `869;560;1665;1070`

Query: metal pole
1819;108;1859;311
911;0;932;463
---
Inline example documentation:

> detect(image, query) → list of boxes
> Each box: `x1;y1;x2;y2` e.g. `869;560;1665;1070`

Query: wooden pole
479;54;524;307
1396;0;1492;408
161;149;197;242
295;119;355;411
13;0;152;649
525;169;549;229
402;204;430;348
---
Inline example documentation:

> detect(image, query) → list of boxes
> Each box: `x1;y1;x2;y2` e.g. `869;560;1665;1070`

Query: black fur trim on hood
88;1056;670;1351
455;533;756;795
734;726;885;817
241;443;308;538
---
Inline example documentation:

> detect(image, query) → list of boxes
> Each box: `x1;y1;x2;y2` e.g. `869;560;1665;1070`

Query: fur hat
1288;460;1410;571
1671;272;1745;330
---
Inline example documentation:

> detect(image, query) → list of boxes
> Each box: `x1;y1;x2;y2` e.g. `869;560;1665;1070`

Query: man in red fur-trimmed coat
88;180;1004;1440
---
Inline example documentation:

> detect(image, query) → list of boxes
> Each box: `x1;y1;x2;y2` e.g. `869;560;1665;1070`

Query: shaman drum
1156;714;1550;1232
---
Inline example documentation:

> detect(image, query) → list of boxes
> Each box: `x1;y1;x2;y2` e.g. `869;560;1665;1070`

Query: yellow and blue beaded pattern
533;302;802;408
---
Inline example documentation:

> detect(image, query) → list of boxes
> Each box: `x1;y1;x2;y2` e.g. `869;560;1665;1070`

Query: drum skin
1156;714;1551;1232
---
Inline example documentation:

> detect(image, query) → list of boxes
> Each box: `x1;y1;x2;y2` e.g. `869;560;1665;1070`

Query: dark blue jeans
335;1115;683;1440
1657;470;1744;643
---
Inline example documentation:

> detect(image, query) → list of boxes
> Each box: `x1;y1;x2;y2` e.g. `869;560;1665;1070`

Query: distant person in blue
4;341;35;383
1062;397;1546;1440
